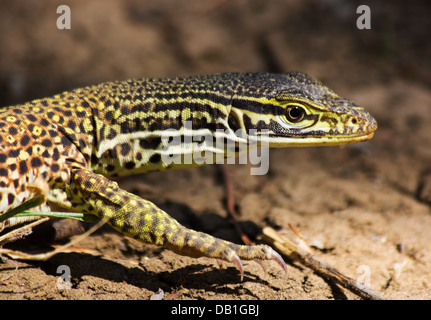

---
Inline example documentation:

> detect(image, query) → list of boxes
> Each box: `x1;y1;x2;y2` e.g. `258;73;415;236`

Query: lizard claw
268;247;287;274
230;252;245;281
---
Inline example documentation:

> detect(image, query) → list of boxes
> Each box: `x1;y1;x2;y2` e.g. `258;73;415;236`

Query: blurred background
0;0;429;104
0;0;430;300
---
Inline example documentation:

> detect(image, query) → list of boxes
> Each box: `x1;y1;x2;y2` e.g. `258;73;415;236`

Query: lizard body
0;72;377;276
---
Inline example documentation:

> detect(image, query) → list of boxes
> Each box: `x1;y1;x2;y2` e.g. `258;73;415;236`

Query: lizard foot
164;230;287;280
228;245;287;280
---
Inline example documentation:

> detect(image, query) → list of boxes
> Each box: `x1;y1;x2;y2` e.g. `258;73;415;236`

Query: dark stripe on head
242;114;270;131
232;99;284;115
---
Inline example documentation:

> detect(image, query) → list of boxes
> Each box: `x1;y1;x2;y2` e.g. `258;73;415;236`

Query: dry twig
261;226;385;300
219;166;383;300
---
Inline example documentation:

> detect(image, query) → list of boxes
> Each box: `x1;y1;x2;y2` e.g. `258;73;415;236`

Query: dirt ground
0;0;430;300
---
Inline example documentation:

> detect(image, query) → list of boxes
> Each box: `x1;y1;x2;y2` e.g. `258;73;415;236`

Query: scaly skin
0;72;377;278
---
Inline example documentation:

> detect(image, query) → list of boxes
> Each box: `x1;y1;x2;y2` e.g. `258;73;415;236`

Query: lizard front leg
68;168;286;278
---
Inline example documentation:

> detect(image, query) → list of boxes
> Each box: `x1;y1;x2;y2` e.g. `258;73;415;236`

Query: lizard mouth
266;127;377;148
313;131;376;146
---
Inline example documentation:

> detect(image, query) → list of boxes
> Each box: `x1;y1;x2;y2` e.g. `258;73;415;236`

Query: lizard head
228;72;378;147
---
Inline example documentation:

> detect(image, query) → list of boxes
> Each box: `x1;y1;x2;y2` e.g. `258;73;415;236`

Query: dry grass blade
0;218;49;246
0;219;105;261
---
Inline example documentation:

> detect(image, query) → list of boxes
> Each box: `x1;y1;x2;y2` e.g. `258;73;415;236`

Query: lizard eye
285;106;305;123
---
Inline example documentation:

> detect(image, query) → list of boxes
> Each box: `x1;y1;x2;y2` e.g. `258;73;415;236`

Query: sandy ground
0;0;430;300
